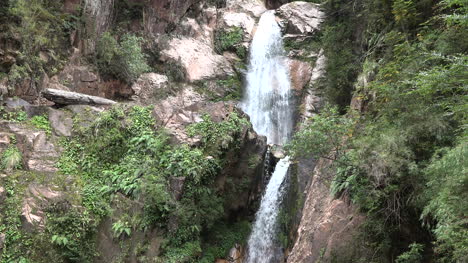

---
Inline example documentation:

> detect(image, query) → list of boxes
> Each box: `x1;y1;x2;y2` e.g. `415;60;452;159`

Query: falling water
240;10;293;145
242;10;293;263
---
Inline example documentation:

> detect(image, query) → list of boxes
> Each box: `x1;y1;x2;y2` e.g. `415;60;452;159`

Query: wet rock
276;2;324;38
271;145;286;159
131;73;169;104
227;244;243;263
160;37;235;83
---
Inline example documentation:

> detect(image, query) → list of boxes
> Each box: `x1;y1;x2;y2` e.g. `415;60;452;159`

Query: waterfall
242;10;293;263
240;10;293;145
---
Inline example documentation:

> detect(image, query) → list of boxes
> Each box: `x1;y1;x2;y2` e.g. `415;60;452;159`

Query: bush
395;243;424;263
30;115;52;136
214;27;246;60
1;146;22;171
96;32;150;83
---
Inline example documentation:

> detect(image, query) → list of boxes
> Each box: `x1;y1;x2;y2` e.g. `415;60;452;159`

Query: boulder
176;6;218;44
226;0;267;18
227;244;243;263
131;73;169;104
220;11;256;40
160;37;235;83
48;108;73;137
4;97;30;109
276;2;324;38
0;132;11;149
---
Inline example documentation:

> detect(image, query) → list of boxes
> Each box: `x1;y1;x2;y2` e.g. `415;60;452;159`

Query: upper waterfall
240;10;293;145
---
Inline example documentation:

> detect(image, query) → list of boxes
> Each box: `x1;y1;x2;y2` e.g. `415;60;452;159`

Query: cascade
241;10;293;263
240;10;293;146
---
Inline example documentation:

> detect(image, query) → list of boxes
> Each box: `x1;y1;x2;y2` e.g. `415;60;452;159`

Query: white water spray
240;10;293;145
242;10;293;263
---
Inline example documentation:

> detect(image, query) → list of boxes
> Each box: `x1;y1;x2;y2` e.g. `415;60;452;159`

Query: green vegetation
2;0;76;85
30;115;52;136
0;107;27;122
1;146;22;171
96;32;151;83
214;27;247;60
289;0;467;261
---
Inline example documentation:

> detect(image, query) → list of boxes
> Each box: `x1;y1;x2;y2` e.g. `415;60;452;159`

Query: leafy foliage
1;145;22;171
30;115;52;136
395;243;424;263
5;0;75;84
214;27;247;59
96;32;151;83
293;0;468;261
0;106;27;122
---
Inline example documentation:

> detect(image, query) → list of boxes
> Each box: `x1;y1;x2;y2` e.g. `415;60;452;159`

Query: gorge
0;0;466;263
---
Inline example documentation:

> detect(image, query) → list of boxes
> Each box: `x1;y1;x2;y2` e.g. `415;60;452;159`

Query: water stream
241;10;294;263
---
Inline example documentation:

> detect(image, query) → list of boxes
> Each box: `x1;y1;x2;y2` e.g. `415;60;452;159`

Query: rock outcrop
276;2;324;39
131;73;169;104
287;158;367;263
160;37;235;83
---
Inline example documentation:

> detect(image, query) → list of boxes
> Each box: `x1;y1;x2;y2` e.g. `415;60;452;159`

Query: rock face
131;73;169;104
152;86;232;143
160;37;235;83
144;0;199;35
287;158;367;263
299;50;326;124
276;2;324;38
1;121;60;174
288;59;313;94
21;184;62;231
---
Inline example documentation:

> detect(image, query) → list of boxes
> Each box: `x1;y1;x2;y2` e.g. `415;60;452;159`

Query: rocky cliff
0;0;430;262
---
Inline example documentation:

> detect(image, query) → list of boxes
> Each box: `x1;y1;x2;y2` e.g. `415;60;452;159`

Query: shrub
395;243;424;263
214;27;246;60
1;146;22;171
96;32;150;83
30;115;52;136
